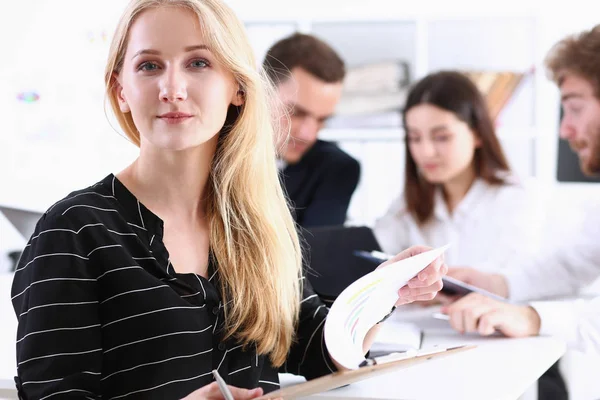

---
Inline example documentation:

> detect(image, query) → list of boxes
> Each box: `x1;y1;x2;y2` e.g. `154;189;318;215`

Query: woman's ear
113;74;131;113
470;129;483;148
231;87;245;107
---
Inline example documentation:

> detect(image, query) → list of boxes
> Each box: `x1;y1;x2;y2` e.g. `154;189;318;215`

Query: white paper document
369;321;422;356
324;244;449;369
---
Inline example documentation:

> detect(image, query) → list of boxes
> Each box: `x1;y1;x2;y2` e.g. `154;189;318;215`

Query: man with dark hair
264;33;360;228
441;24;600;355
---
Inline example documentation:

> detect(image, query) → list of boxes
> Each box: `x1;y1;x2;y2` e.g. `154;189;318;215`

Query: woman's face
114;6;243;152
405;104;480;184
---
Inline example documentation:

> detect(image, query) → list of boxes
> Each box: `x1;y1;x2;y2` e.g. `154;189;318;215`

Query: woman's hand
377;245;447;306
356;246;447;356
182;382;268;400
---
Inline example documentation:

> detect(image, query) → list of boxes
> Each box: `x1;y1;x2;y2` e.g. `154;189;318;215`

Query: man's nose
294;117;320;142
559;117;576;140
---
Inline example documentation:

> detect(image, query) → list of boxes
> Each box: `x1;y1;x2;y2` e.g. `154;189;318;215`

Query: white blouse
373;178;544;273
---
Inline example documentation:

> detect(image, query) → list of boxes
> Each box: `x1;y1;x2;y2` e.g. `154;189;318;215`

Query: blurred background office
1;0;600;399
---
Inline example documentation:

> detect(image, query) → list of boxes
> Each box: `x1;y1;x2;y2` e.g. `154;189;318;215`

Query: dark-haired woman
374;71;543;275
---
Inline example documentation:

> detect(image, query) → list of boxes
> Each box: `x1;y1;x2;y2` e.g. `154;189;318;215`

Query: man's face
559;74;600;175
276;67;343;164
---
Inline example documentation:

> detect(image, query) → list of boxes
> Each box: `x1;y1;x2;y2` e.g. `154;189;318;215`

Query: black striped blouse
11;174;335;400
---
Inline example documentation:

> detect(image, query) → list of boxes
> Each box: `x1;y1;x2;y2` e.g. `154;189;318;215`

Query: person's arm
476;181;546;273
444;205;600;303
11;213;103;399
361;245;447;344
442;291;600;354
285;246;446;375
531;297;600;353
301;157;360;227
505;212;600;302
280;277;337;379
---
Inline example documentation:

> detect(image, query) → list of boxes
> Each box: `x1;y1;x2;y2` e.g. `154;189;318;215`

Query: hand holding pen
180;370;277;400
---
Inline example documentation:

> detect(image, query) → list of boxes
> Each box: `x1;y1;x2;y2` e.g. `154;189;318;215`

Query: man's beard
586;139;600;175
571;122;600;176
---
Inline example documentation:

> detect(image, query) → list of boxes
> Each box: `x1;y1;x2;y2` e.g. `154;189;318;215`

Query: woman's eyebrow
131;44;209;60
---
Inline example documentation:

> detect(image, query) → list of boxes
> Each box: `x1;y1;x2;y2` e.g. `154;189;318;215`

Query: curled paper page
324;244;450;369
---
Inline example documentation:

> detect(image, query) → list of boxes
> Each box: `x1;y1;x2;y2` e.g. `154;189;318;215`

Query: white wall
2;0;600;260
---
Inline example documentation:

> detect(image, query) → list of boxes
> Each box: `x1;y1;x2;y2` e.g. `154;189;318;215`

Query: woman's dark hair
403;71;511;224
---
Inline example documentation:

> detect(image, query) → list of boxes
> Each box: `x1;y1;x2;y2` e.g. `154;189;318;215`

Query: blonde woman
10;1;446;399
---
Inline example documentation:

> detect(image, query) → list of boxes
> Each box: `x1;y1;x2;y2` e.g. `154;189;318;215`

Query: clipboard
256;345;475;399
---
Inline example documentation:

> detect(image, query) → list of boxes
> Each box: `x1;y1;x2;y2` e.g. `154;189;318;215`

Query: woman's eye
190;59;208;68
434;136;450;142
138;62;159;72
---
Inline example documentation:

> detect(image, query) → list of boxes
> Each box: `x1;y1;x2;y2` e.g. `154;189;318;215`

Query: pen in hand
432;312;450;320
212;369;235;400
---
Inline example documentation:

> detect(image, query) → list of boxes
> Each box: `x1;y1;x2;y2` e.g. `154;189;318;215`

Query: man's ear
231;87;245;107
113;74;131;113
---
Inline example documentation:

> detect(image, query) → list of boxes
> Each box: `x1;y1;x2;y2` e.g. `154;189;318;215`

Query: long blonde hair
104;0;302;366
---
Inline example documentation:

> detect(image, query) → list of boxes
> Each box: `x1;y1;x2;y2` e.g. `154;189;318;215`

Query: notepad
324;244;450;369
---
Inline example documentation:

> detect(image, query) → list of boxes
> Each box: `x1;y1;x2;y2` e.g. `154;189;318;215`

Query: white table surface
0;280;565;400
281;306;566;400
